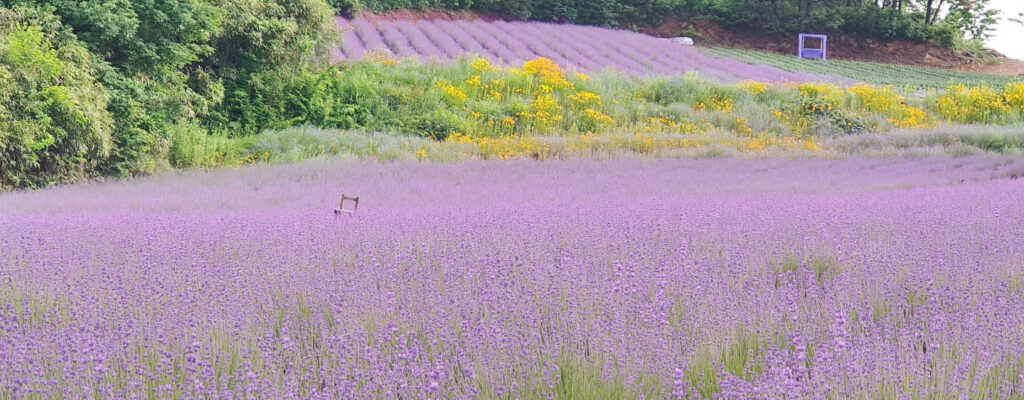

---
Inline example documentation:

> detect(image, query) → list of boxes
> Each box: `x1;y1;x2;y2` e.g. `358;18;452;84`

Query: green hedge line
0;1;335;188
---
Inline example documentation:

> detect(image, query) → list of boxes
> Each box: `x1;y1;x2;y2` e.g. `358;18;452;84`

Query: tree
946;0;999;39
0;8;114;188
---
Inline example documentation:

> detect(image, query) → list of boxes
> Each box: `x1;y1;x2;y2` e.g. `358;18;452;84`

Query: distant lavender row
3;157;1024;398
335;18;837;83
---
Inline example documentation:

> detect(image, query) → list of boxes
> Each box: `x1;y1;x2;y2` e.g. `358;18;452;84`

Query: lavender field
3;157;1024;399
334;18;832;83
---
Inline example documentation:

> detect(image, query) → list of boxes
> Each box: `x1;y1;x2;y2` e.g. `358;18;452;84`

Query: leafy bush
203;0;338;134
230;56;1023;152
165;122;252;168
933;84;1013;124
328;0;362;17
0;12;114;188
410;109;471;140
0;0;336;187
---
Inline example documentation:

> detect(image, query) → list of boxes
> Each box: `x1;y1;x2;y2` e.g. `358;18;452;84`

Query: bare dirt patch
956;59;1024;76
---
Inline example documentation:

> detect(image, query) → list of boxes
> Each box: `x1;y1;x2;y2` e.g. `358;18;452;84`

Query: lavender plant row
2;157;1024;399
334;18;837;83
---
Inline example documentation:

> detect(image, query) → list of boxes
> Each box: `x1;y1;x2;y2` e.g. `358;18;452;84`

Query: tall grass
159;57;1024;170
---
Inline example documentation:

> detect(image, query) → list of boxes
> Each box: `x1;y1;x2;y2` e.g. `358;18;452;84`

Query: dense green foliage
0;0;1016;189
0;0;335;187
0;10;113;188
215;56;1024;139
92;56;1024;169
703;46;1022;89
343;0;997;46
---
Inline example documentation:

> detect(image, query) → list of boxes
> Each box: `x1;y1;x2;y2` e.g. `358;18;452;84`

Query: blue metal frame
798;34;828;60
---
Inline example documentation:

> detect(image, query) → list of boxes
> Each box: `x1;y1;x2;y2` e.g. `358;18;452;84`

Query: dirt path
957;59;1024;76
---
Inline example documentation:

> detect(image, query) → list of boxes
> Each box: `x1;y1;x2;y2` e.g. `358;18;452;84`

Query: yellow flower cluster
364;50;398;66
737;80;771;96
796;83;845;105
521;94;563;126
522;57;572;88
804;102;833;114
1003;82;1024;110
889;106;931;129
436;80;468;103
935;84;1013;124
471;57;494;72
846;84;934;129
434;57;619;135
569;91;602;108
644;116;703;135
731;117;753;136
645;116;677;133
771;109;811;136
583;109;615;125
406;58;1020;157
796;82;844;116
693;92;735;113
446;132;552;160
744;136;820;152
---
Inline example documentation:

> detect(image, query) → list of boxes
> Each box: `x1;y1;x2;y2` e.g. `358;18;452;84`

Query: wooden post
335;195;359;215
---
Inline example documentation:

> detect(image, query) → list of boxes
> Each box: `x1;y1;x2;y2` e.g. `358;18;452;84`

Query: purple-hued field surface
3;158;1024;398
333;18;835;83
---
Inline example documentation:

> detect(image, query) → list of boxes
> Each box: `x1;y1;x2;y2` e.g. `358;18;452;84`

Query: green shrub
410;109;471;140
166;122;251;168
0;0;338;185
329;0;362;17
0;14;114;189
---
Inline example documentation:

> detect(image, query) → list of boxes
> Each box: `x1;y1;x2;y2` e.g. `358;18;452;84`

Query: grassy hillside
335;18;831;82
703;47;1021;89
107;56;1024;169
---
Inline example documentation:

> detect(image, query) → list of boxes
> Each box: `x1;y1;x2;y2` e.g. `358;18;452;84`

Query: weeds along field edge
152;55;1024;171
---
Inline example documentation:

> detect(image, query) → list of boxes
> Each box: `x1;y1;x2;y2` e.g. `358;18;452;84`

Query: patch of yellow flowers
847;84;935;129
934;84;1019;124
1004;82;1024;109
399;56;1023;159
522;57;572;88
436;80;468;103
445;132;552;160
737;80;771;96
584;109;616;125
693;92;735;113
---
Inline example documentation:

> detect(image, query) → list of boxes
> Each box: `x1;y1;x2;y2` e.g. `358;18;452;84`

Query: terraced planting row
703;47;1022;89
334;18;839;83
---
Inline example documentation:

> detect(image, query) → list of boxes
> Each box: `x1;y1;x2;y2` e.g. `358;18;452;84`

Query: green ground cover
702;47;1022;89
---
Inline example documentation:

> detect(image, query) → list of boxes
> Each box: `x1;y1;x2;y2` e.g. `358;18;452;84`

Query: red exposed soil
957;59;1024;76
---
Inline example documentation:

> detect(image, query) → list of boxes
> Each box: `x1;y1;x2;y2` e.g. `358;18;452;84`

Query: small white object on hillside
671;37;694;46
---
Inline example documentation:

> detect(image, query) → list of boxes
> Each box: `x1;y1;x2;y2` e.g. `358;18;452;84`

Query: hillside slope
334;17;844;83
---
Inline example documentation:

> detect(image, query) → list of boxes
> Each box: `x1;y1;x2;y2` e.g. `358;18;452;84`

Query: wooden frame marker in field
798;34;828;60
335;195;359;215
